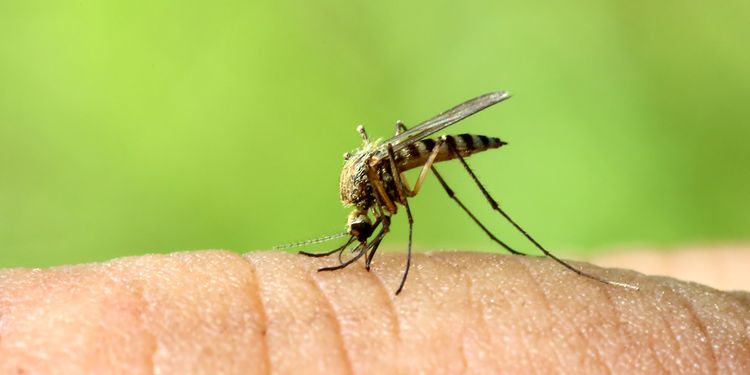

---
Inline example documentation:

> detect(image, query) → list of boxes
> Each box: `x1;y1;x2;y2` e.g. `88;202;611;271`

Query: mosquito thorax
340;145;378;209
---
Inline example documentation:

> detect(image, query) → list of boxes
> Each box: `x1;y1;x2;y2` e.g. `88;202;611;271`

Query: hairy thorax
339;149;376;209
339;147;399;211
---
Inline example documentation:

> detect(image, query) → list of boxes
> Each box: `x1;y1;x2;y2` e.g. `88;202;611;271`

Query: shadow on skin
0;250;748;374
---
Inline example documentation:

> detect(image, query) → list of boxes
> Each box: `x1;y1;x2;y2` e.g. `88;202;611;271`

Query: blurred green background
1;1;748;268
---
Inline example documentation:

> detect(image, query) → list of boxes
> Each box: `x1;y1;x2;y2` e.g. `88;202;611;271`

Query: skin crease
0;250;749;374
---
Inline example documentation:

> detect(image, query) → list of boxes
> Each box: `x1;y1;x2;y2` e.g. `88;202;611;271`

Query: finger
267;251;749;374
0;251;269;374
1;250;748;374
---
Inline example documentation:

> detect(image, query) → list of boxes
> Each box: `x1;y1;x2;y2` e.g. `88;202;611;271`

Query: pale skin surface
1;250;749;374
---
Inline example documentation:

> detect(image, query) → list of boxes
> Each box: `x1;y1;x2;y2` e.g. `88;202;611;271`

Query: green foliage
1;0;749;267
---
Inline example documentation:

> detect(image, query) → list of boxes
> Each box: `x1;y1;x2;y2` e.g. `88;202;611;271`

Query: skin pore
1;250;749;374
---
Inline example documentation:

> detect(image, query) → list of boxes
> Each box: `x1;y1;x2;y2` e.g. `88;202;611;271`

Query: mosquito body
339;132;505;240
288;91;638;294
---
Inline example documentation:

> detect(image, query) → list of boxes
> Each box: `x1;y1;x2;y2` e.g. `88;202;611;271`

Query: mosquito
277;91;638;294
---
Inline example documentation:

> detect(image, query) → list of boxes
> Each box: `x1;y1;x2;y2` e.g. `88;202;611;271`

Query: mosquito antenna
273;231;349;250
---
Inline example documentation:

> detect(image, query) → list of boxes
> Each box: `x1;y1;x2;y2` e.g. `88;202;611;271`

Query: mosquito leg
386;143;414;295
365;201;389;270
365;215;390;270
444;139;638;290
389;136;446;198
299;236;356;258
364;179;395;271
364;235;384;271
430;167;527;256
408;137;450;197
398;125;524;255
393;145;441;197
392;122;441;197
340;241;367;265
336;242;352;264
319;218;388;272
367;163;398;214
396;125;524;255
339;217;383;264
318;243;368;271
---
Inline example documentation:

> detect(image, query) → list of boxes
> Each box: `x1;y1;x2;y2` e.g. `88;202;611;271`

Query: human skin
0;250;748;374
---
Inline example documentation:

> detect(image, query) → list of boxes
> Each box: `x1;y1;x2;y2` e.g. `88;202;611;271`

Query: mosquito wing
373;91;510;161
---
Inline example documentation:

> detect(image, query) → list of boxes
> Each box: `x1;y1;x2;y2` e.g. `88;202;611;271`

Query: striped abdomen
394;133;506;172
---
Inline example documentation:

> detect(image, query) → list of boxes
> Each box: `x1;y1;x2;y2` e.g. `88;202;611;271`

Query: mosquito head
347;208;373;242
